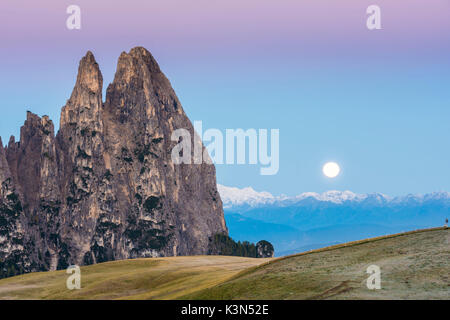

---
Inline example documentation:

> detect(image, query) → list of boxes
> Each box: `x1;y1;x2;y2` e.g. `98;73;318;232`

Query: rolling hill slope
184;227;450;300
0;256;271;300
0;227;447;300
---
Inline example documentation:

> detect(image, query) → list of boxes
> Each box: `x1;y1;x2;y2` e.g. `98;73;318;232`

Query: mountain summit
0;48;227;277
219;185;450;209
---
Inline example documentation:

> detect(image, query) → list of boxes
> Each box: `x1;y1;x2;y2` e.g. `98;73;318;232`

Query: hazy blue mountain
221;185;449;256
225;213;306;256
225;213;423;256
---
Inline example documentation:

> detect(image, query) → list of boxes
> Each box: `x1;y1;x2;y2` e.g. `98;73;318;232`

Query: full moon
323;162;340;178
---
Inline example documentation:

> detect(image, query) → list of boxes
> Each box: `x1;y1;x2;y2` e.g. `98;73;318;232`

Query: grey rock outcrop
0;47;227;277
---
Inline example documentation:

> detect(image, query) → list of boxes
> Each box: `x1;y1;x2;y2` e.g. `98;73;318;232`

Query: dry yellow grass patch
0;256;271;300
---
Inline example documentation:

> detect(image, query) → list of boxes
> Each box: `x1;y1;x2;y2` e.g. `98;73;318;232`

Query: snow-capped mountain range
217;185;279;208
217;184;450;209
218;185;450;256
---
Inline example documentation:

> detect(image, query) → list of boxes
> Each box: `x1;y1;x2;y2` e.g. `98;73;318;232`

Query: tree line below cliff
208;233;274;258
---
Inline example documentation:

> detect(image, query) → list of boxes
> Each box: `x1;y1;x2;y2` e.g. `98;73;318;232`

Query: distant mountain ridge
219;185;449;256
218;184;450;209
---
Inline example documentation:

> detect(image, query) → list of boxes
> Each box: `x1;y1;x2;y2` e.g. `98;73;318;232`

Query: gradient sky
1;0;449;196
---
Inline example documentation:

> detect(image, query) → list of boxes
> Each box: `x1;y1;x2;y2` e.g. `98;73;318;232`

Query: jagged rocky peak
115;47;162;81
60;51;103;129
20;111;55;144
7;136;16;150
117;47;162;77
0;47;227;278
71;50;102;97
105;47;181;120
4;111;58;210
0;130;32;278
0;137;10;184
0;136;4;156
0;135;12;200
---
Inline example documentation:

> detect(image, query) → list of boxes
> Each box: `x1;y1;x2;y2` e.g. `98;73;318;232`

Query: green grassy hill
184;227;450;300
0;256;271;299
0;227;448;300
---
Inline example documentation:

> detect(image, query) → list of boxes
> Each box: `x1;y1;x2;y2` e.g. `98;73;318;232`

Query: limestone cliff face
0;137;33;277
0;47;227;276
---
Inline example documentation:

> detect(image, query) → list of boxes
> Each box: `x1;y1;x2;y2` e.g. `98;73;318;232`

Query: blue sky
174;58;450;196
1;0;449;196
